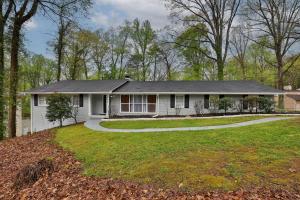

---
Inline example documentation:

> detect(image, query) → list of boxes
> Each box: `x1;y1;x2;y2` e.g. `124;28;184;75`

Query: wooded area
0;0;300;139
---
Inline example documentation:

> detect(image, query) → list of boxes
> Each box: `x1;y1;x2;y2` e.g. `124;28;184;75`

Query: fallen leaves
0;131;299;199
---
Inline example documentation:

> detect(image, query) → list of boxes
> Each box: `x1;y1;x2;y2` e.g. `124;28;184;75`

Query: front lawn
55;117;300;192
100;116;271;129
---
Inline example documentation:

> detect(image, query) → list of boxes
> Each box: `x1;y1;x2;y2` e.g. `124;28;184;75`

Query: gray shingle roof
25;80;282;95
25;80;128;94
114;81;282;94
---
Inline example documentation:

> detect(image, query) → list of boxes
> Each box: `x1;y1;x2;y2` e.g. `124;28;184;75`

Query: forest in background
1;0;300;139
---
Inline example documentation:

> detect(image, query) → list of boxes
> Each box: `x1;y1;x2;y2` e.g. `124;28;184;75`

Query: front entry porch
89;94;110;118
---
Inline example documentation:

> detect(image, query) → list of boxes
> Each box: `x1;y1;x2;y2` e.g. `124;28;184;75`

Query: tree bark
0;20;4;140
217;57;224;80
276;53;284;109
0;1;12;140
8;22;21;138
8;0;39;138
56;27;64;81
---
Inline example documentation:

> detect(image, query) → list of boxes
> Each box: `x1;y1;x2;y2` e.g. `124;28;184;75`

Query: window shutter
79;94;84;107
184;95;189;108
243;95;248;110
103;95;107;113
34;94;38;106
204;95;210;109
170;95;175;108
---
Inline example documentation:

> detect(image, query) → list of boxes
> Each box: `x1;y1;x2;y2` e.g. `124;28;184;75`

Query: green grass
55;117;300;192
101;116;271;129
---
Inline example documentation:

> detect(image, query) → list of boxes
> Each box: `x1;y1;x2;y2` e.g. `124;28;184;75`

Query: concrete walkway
84;117;291;133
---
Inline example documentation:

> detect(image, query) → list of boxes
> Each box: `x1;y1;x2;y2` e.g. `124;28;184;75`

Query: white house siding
31;94;274;133
158;94;202;115
111;94;251;116
31;94;90;132
110;95;154;116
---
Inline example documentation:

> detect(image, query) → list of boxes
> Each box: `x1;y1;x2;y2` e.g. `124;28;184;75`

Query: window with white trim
38;95;48;106
175;95;184;108
72;95;80;107
121;95;156;113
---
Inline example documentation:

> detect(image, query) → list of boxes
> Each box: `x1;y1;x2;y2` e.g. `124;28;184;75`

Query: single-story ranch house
25;80;283;132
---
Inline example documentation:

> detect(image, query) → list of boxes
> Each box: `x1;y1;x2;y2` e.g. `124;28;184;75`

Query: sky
24;0;171;58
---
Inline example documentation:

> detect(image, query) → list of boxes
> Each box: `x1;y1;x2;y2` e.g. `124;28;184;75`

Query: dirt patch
0;131;300;199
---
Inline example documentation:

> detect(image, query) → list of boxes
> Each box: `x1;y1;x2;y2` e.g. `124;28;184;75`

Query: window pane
121;95;129;103
134;95;143;103
148;104;156;112
142;95;147;104
148;95;156;103
130;103;134;112
39;96;47;106
134;104;142;112
130;95;134;103
73;95;79;106
121;104;129;112
176;96;184;108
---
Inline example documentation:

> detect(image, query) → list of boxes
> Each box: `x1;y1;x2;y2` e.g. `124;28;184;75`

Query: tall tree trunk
0;20;4;140
216;41;224;80
84;62;88;80
0;1;12;140
56;28;64;81
153;56;157;81
276;55;284;109
96;63;102;80
8;23;21;138
241;60;246;80
217;57;224;80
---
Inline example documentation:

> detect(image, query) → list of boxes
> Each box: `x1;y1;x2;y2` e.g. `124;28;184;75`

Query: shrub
258;97;275;113
219;97;233;115
234;99;244;113
194;100;204;116
209;95;220;114
46;94;72;127
244;96;258;113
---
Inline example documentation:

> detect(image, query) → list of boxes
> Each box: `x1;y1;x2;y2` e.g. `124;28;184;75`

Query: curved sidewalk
84;117;291;133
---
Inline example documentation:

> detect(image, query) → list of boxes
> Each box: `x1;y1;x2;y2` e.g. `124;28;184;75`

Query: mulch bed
0;131;300;200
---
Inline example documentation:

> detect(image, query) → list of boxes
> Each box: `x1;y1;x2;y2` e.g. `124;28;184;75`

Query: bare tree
131;19;155;81
167;0;241;80
230;24;250;80
51;0;91;81
54;6;72;81
91;30;109;80
246;0;300;106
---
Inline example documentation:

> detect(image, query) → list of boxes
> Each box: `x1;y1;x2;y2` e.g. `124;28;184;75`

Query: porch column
106;94;110;118
156;94;159;115
88;94;91;116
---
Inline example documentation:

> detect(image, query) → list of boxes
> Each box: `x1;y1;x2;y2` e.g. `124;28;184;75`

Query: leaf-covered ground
0;121;299;199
